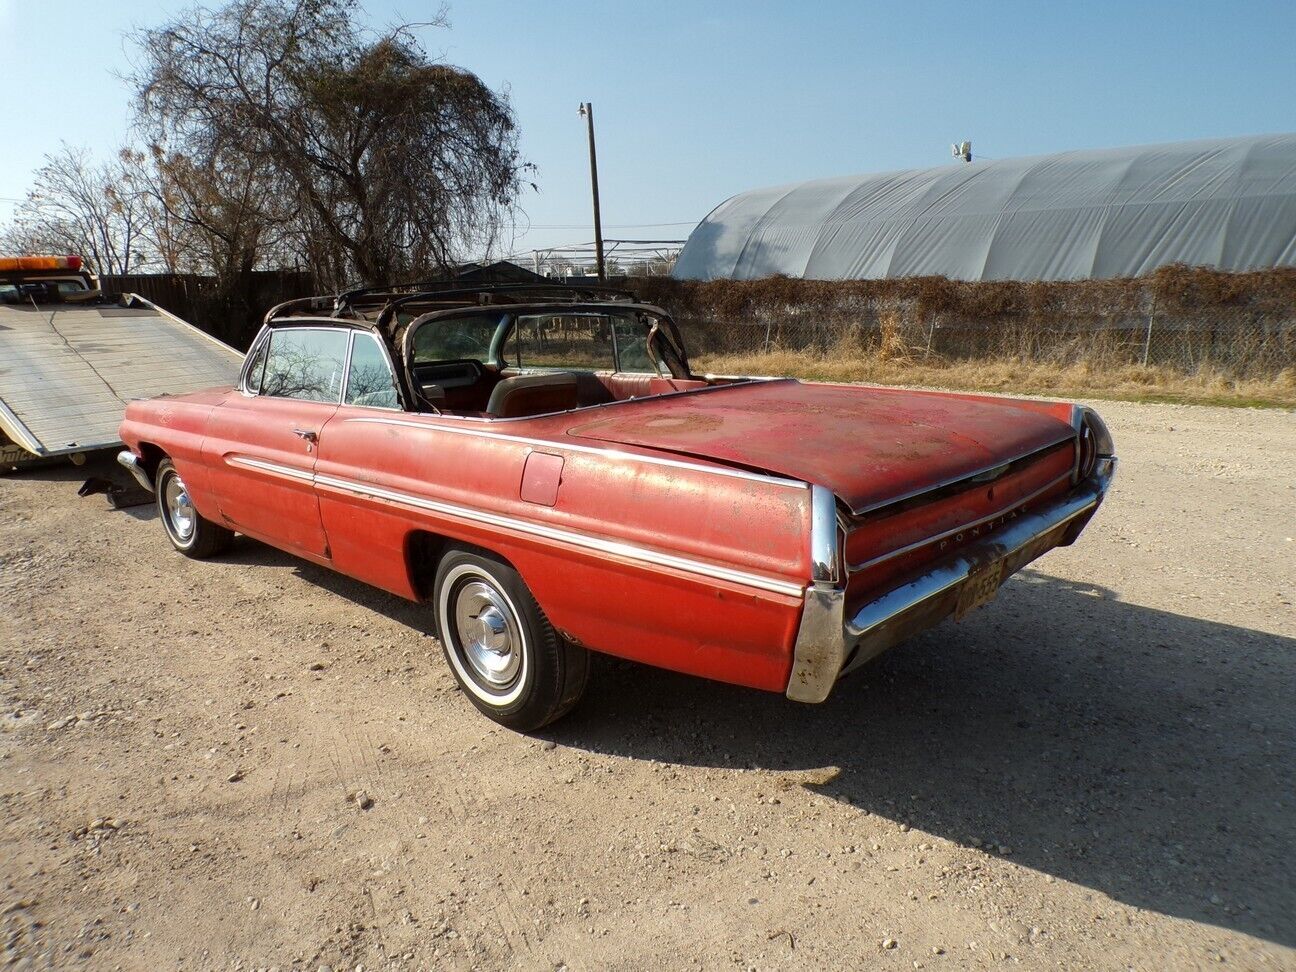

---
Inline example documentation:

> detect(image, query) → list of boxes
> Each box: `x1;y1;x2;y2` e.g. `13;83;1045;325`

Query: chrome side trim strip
313;471;806;598
343;415;808;489
222;453;805;596
227;455;315;483
846;470;1074;574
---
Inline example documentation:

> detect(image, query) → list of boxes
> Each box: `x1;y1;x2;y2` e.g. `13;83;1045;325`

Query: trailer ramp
0;296;241;459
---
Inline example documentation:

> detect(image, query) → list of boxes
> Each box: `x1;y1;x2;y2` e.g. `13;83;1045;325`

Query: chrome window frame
409;311;510;370
409;304;678;379
505;310;662;375
238;326;271;397
341;330;404;411
241;323;352;405
398;304;726;426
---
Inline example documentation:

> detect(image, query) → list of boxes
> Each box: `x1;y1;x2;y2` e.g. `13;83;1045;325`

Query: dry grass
696;349;1296;408
634;267;1296;394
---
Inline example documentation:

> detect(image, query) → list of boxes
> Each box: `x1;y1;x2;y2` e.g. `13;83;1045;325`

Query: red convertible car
118;283;1115;729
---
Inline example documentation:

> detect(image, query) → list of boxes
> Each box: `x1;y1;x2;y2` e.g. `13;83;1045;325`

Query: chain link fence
632;272;1296;380
95;268;1296;380
677;300;1294;377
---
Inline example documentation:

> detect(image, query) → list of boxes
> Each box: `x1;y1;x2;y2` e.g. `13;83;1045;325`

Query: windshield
409;306;689;377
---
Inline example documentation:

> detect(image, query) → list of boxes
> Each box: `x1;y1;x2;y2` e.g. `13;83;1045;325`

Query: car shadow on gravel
8;454;159;520
217;536;440;634
190;536;1295;948
554;570;1296;948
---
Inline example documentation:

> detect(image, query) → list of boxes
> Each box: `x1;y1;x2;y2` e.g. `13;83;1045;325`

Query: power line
514;220;697;230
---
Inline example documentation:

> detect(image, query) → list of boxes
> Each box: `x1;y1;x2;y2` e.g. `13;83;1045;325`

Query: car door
313;329;415;593
202;325;349;560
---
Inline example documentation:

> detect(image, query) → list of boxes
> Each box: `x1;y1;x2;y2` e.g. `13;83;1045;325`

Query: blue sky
1;0;1293;255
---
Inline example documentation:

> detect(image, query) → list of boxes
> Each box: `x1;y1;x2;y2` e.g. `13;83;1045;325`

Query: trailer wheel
155;458;233;558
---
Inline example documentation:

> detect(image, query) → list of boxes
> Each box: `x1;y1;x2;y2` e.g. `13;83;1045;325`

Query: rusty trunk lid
565;379;1076;513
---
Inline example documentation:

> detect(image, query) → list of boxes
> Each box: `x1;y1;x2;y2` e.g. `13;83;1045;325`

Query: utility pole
579;102;605;280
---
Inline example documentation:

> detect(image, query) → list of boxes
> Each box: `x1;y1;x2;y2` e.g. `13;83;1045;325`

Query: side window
506;314;616;371
344;333;401;409
260;328;349;403
612;316;655;372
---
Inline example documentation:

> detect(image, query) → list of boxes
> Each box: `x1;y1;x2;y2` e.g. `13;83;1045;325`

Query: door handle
292;428;318;452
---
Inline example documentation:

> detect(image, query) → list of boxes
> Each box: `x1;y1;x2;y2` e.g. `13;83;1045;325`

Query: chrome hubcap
453;580;522;690
164;473;195;541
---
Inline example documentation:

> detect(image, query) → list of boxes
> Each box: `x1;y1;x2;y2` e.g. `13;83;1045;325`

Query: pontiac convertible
118;283;1115;729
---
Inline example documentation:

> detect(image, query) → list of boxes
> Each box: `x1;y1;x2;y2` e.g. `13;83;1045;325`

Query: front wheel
155;458;233;558
433;546;588;731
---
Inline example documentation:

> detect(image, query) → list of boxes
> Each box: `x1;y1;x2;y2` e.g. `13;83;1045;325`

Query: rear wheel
433;545;588;731
155;458;233;558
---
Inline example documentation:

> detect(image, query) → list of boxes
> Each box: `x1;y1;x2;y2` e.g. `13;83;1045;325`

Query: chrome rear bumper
786;457;1115;703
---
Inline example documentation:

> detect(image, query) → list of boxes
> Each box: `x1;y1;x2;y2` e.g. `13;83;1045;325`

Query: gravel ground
1;399;1293;971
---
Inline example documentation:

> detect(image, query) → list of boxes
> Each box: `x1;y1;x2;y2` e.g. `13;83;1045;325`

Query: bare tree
123;144;295;282
130;0;531;288
1;144;145;274
119;147;195;274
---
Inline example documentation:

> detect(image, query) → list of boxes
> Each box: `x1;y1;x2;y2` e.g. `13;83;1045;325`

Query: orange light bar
0;254;84;272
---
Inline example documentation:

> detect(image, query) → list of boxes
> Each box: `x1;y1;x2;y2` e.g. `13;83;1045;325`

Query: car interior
409;358;713;418
399;306;717;419
260;285;746;421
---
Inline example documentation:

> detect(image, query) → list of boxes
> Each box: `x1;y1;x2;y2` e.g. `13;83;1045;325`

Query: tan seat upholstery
485;372;579;418
597;374;711;401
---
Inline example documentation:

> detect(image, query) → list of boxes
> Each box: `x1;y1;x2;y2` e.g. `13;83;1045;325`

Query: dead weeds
696;349;1296;408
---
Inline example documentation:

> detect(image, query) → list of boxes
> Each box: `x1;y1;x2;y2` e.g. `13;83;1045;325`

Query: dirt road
2;399;1293;971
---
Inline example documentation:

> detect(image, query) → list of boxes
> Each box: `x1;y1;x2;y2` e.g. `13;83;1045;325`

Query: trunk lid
566;379;1076;513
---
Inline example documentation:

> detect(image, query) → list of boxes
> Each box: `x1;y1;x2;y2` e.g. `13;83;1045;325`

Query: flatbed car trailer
0;257;242;470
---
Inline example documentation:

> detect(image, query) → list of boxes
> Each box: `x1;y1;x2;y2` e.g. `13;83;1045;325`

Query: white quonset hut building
673;133;1296;282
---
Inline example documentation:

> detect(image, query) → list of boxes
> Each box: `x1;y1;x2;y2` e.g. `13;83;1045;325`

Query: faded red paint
519;452;565;506
120;375;1089;696
565;380;1077;513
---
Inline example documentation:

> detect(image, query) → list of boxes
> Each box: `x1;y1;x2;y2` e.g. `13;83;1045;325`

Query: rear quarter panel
314;412;814;691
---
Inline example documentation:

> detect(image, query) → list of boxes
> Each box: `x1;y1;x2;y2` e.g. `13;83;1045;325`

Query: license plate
955;558;1005;619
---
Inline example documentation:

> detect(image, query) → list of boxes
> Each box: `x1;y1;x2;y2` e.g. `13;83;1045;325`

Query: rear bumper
786;457;1116;703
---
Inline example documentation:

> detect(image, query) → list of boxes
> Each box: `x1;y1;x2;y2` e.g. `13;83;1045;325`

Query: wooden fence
99;271;318;350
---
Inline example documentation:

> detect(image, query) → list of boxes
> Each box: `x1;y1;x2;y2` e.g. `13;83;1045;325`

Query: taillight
1078;424;1097;480
1071;406;1114;483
